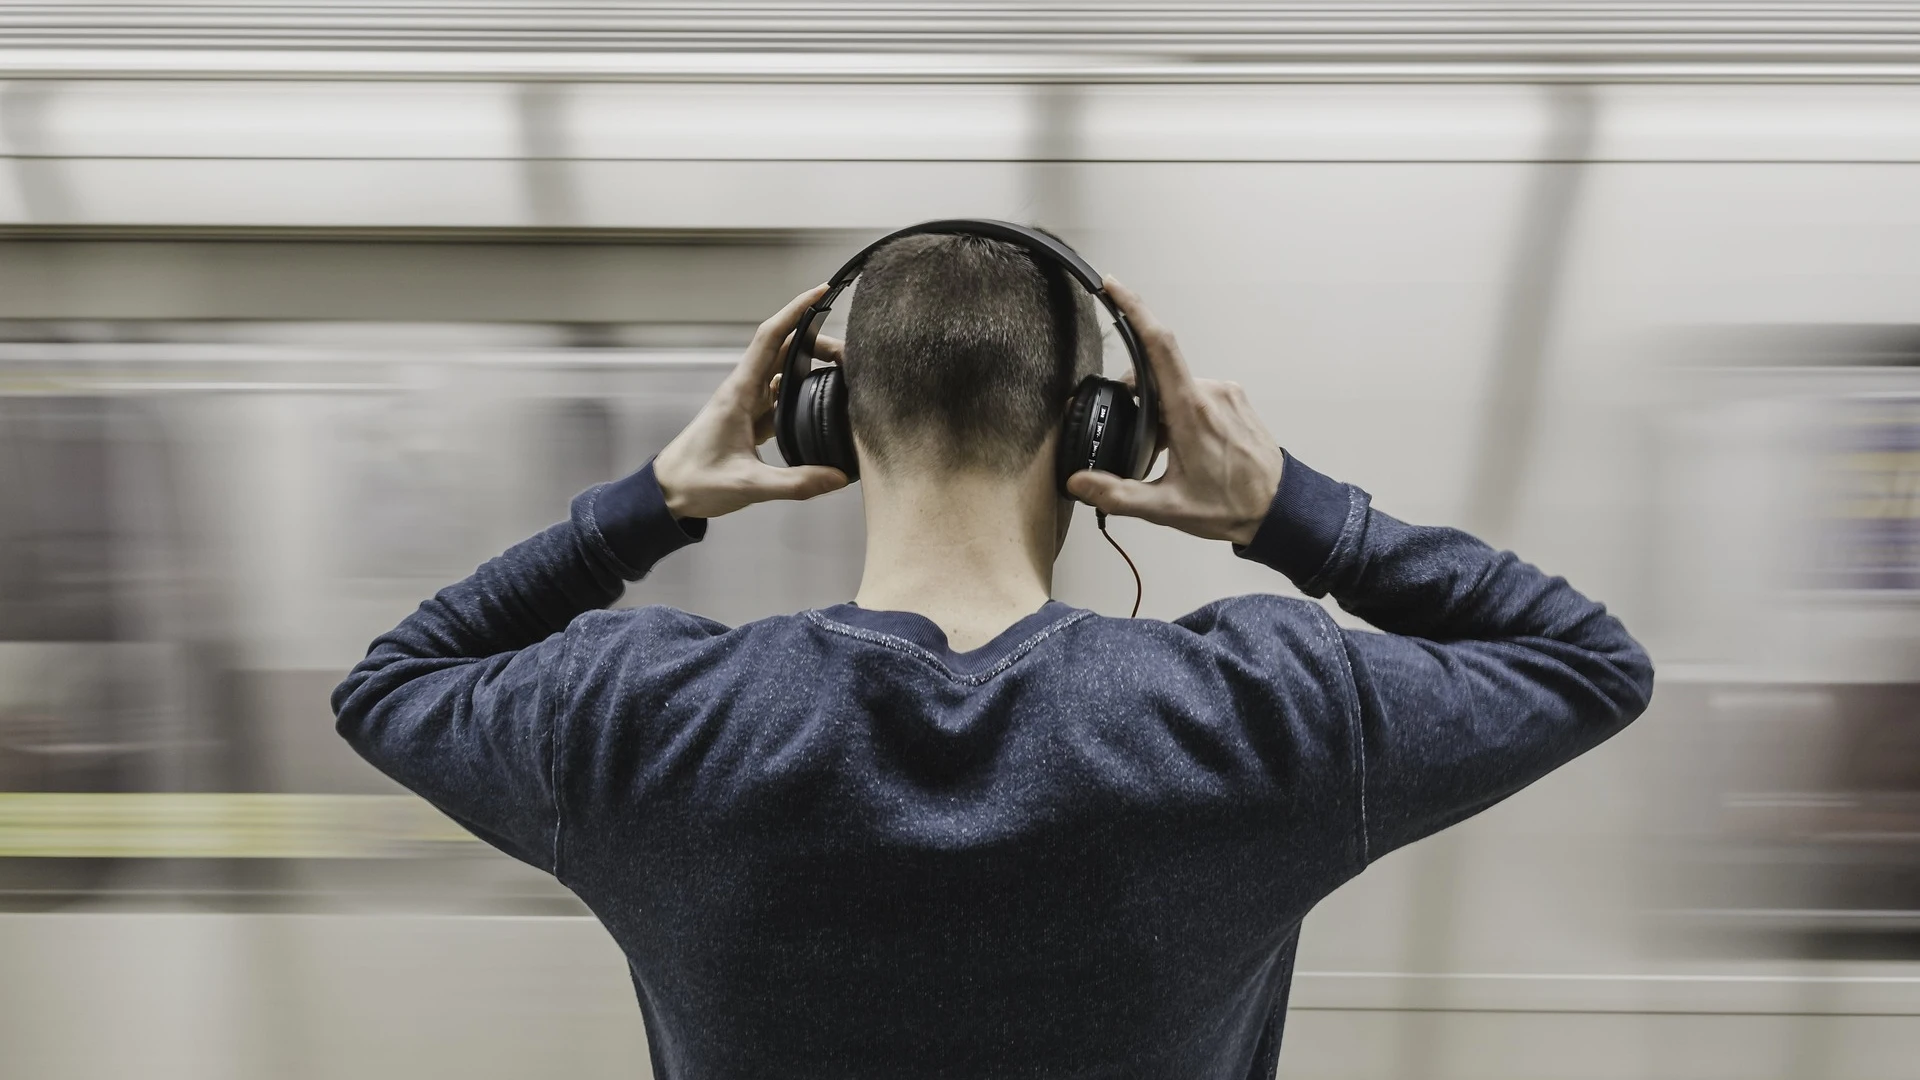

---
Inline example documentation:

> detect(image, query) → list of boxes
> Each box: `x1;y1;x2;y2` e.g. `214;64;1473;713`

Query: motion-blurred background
2;3;1920;1078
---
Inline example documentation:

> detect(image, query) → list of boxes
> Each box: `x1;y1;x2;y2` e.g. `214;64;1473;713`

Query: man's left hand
653;285;852;520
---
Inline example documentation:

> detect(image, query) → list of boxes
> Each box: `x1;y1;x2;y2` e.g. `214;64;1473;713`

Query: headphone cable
1096;510;1142;618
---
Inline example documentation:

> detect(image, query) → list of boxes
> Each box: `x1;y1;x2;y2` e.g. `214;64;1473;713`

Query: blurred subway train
4;4;1920;1078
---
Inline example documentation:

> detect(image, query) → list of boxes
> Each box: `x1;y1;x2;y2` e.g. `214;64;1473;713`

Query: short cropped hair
841;231;1102;475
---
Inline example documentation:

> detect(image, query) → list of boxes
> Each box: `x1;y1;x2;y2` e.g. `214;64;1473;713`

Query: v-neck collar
807;599;1089;680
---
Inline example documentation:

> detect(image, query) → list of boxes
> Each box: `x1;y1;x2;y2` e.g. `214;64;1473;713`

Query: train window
1657;325;1920;959
0;316;865;913
330;385;494;584
0;397;116;642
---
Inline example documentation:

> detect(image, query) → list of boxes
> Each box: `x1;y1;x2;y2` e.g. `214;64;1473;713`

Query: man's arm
1068;278;1653;866
1234;452;1652;862
330;286;849;872
329;464;704;871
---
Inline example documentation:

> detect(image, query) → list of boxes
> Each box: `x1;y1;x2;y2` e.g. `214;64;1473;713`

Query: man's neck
854;457;1061;653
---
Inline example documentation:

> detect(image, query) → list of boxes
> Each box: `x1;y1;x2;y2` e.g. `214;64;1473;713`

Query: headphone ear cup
1057;376;1142;495
1056;376;1101;493
792;367;860;481
1100;390;1140;479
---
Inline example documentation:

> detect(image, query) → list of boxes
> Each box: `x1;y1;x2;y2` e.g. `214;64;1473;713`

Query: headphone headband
774;219;1158;484
826;219;1104;292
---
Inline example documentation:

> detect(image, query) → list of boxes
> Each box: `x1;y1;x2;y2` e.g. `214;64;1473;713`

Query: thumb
752;463;850;502
1066;470;1170;521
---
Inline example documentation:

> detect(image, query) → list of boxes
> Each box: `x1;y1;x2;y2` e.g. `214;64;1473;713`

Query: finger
751;371;787;443
729;283;830;396
749;462;849;502
1117;369;1161;460
750;284;830;353
1103;275;1197;404
813;334;845;365
1065;470;1175;521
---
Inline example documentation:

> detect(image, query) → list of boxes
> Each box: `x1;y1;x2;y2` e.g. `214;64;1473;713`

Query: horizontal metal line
65;381;394;392
8;25;1920;35
14;73;1920;86
2;5;1915;29
8;156;1920;166
1678;907;1920;919
9;33;1920;45
1297;971;1920;984
0;224;855;244
1282;999;1920;1006
0;910;601;922
11;53;1920;84
0;359;741;376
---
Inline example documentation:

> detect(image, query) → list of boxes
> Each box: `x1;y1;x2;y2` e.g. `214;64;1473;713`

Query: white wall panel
1080;85;1555;161
562;161;1029;229
0;81;521;159
12;82;1920;231
0;159;1030;229
1598;86;1920;162
561;83;1033;160
0;81;1034;162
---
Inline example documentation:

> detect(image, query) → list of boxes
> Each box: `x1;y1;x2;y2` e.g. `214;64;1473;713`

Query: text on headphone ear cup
1057;376;1142;496
1097;387;1140;479
1057;376;1101;493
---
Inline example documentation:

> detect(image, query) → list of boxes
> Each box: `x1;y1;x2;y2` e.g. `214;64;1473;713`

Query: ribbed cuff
579;460;707;580
1232;449;1351;588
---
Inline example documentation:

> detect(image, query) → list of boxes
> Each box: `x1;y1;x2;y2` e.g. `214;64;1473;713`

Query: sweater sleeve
1235;451;1655;864
329;460;705;873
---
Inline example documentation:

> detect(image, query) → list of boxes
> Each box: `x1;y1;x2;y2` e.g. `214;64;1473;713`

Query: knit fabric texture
333;452;1654;1080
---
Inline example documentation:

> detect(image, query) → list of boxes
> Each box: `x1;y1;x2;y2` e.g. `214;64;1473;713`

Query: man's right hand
1065;277;1288;547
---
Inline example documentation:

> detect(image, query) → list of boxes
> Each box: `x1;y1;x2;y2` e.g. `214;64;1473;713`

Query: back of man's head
841;232;1102;477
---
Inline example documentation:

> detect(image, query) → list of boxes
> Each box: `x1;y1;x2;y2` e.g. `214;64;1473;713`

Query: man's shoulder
1147;593;1355;684
1168;592;1340;643
563;604;814;654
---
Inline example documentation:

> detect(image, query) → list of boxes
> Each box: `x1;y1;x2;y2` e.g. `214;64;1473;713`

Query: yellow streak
0;793;477;859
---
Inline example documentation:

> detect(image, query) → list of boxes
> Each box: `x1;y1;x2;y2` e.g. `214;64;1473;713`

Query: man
333;233;1653;1079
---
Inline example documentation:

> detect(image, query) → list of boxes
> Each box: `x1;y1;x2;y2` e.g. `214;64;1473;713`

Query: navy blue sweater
332;452;1653;1080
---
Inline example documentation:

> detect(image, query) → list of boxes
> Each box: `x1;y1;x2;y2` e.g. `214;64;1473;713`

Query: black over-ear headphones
773;219;1159;495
